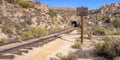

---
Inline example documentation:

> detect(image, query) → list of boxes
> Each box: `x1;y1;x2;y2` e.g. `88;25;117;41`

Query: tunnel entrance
71;21;80;27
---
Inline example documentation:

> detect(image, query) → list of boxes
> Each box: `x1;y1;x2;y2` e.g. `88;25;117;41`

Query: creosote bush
1;26;12;34
93;27;106;35
48;10;57;17
22;31;32;39
21;26;49;39
113;19;120;28
18;1;33;8
101;16;109;21
31;26;49;37
95;37;120;60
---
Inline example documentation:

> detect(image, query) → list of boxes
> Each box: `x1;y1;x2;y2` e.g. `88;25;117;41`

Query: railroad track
0;29;73;59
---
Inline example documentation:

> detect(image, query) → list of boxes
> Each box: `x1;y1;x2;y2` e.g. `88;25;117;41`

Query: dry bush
87;31;93;39
21;31;32;39
113;19;120;28
51;52;78;60
18;1;33;8
71;42;82;49
95;37;120;60
93;27;106;36
0;38;6;43
114;57;120;60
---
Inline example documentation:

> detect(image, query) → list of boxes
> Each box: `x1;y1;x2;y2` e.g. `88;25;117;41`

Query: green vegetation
71;42;82;49
93;27;106;35
13;23;23;30
113;20;120;28
22;31;32;39
113;29;120;35
6;0;14;3
95;37;120;59
16;25;49;39
54;52;77;60
114;57;120;60
35;2;41;5
101;16;109;21
48;27;63;34
6;0;20;4
21;26;49;39
1;26;12;34
18;37;23;43
18;1;33;8
87;31;93;39
48;10;57;17
0;38;6;43
31;26;49;37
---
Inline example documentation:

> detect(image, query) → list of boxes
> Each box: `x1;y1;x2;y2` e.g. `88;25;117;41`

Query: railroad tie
25;47;33;50
12;51;22;55
19;49;29;53
0;53;15;59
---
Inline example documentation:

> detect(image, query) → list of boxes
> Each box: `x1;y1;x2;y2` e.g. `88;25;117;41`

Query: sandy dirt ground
13;30;120;60
13;30;80;60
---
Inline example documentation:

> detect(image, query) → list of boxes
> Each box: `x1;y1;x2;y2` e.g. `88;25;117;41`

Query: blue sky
35;0;120;10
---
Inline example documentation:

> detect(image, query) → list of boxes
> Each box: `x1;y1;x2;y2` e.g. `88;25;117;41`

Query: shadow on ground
74;48;108;60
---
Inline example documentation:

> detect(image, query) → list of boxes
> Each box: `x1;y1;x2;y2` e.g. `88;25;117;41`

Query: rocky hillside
0;0;75;43
85;3;120;35
0;0;119;43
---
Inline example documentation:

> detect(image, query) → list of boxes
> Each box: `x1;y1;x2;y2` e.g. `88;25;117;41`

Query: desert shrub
25;20;32;25
15;0;21;4
13;23;23;30
95;37;120;59
55;52;77;60
17;37;23;43
37;26;49;36
48;27;63;34
31;26;49;37
31;27;38;37
18;1;33;8
101;16;108;21
21;32;32;39
35;2;41;5
114;57;120;60
88;31;93;39
113;29;120;35
93;27;106;35
1;26;12;34
6;0;14;3
113;20;120;28
0;38;6;43
6;0;20;4
48;10;57;17
71;42;82;49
